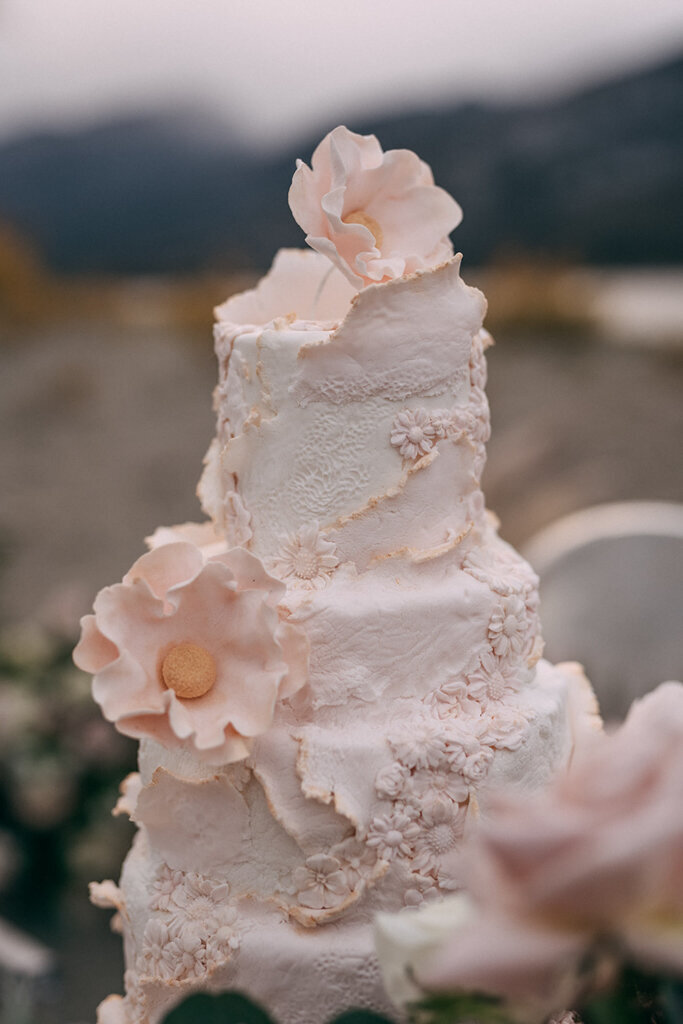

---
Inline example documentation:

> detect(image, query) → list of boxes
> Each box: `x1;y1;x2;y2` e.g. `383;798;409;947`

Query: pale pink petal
75;538;309;765
146;521;227;559
276;621;310;699
73;614;118;672
216;546;283;603
289;126;461;289
92;650;167;724
123;542;204;603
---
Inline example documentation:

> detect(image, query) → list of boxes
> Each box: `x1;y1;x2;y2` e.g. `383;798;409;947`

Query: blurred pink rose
420;682;683;1011
74;542;308;764
289;126;462;289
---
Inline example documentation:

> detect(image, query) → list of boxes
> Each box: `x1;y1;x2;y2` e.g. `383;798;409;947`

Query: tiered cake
76;127;598;1024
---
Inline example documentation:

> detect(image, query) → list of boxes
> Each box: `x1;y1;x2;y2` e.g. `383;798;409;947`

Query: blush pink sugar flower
289;126;462;289
419;682;683;1013
74;541;308;764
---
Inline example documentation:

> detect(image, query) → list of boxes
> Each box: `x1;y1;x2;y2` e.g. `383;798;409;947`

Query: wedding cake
75;127;598;1024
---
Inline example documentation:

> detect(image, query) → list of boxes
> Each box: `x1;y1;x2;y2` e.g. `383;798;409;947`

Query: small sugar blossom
425;408;452;439
367;809;421;861
390;721;449;771
479;704;530;752
150;863;185;912
140;919;177;981
166;872;230;934
404;872;440;908
428;680;481;721
289;126;462;289
332;836;379;889
375;761;411;800
293;854;349;910
413;798;468;877
462;748;495;784
410;767;469;806
444;725;484;773
488;595;529;660
390;409;438;460
466;651;520;705
164;923;206;980
271;521;340;589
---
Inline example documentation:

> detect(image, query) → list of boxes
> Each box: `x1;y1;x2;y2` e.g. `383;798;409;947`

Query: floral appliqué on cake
366;808;421;861
270;521;340;589
287;838;383;924
466;651;521;705
412;797;468;881
139;864;240;982
293;854;350;911
390;398;491;468
289;125;462;289
366;661;538;903
74;541;308;764
488;595;530;659
390;408;439;460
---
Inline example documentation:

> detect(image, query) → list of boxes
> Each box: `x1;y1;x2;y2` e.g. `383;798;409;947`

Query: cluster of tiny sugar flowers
390;398;491;466
137;864;239;982
365;714;490;904
462;545;543;690
366;578;545;909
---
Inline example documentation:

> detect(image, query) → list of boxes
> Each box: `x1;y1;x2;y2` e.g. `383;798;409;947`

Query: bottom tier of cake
98;904;402;1024
92;659;597;1024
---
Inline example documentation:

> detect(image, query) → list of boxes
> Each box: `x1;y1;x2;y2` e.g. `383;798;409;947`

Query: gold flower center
343;210;384;249
161;643;217;699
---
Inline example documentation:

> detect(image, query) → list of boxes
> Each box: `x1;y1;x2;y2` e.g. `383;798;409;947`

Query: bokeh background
1;2;682;1021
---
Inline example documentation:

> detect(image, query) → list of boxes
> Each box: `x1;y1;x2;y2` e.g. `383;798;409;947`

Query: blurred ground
0;304;682;1024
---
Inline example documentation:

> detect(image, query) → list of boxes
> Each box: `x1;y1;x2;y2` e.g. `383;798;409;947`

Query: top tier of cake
199;248;490;573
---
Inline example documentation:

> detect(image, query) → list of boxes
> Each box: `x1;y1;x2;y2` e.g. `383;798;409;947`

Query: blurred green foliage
0;620;136;917
162;992;395;1024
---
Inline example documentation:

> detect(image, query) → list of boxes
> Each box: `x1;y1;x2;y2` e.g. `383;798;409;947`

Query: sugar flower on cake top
289;126;463;289
74;539;308;765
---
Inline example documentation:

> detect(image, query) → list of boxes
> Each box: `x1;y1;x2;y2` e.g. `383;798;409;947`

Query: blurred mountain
0;53;681;274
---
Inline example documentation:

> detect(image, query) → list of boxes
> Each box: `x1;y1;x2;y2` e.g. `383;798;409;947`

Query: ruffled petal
123;542;204;603
73;614;118;672
289;126;462;289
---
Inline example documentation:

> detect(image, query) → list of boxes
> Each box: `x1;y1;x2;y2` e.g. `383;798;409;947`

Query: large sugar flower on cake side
289;125;462;289
74;542;308;764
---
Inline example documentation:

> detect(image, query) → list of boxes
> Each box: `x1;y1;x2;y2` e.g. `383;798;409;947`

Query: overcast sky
2;0;682;147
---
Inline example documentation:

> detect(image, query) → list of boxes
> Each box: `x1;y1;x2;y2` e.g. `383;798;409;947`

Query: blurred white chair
0;916;54;1024
523;502;683;722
